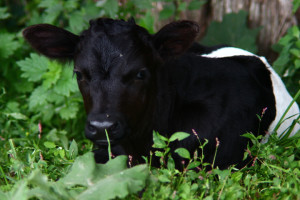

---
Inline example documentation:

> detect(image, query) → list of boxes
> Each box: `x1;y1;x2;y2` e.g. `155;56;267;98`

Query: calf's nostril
109;122;119;131
87;123;97;134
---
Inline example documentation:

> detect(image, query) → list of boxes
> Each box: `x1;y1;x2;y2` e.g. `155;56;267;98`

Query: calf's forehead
75;25;149;72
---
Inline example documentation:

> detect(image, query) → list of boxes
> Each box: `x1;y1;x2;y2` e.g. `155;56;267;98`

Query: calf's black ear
23;24;80;59
153;21;199;59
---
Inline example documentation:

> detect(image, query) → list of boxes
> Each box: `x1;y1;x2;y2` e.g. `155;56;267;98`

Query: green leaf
291;25;300;38
159;3;175;20
169;132;190;142
68;10;86;34
68;139;78;159
158;174;171;183
293;0;300;13
9;180;28;200
131;0;152;9
59;153;149;200
201;11;259;53
188;0;207;10
78;164;148;200
187;161;201;170
44;141;56;149
59;102;79;120
175;148;191;159
42;61;62;89
5;113;28;120
103;0;119;18
0;7;11;19
0;32;21;59
138;11;155;34
54;66;78;96
59;152;97;187
28;86;49;110
152;131;167;148
17;53;49;82
289;48;300;58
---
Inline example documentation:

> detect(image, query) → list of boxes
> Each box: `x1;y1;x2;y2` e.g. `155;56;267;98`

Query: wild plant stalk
105;129;112;161
211;137;220;169
0;165;8;185
274;89;300;137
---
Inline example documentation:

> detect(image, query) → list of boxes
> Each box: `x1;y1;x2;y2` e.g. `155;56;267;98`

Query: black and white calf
23;18;300;169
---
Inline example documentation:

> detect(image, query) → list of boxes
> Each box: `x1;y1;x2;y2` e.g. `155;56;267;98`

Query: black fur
23;18;276;169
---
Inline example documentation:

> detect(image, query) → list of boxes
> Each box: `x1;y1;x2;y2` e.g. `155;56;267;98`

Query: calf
23;18;299;169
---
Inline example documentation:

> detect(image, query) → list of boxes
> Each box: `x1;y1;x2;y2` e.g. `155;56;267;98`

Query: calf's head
23;18;199;149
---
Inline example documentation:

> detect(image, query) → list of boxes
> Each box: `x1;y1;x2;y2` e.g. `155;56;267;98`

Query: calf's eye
136;69;147;80
74;70;83;81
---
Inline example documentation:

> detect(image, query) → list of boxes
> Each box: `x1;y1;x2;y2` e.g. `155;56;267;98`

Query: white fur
201;47;300;138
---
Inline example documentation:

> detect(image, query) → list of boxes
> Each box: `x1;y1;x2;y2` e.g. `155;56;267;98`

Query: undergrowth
0;0;300;199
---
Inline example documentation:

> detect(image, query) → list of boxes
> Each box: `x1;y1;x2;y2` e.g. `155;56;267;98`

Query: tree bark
155;0;297;61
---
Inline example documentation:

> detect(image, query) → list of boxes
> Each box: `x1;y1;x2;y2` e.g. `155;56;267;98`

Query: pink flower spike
38;121;42;134
215;137;220;147
262;107;268;116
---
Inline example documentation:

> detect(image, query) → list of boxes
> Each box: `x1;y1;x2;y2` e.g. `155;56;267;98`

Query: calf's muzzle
85;114;126;145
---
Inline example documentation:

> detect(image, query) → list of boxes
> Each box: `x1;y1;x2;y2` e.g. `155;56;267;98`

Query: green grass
0;101;299;199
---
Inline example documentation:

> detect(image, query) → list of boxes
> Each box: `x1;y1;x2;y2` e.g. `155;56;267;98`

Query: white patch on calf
201;47;300;139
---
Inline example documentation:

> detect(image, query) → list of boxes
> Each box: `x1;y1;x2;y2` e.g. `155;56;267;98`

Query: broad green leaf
68;139;78;159
159;3;175;20
9;180;28;200
187;161;201;170
0;32;21;59
167;154;175;170
28;86;49;110
188;0;207;10
5;113;28;120
44;141;56;149
289;48;300;58
293;0;300;13
5;101;20;113
132;0;152;9
0;7;10;19
178;2;187;12
17;53;49;82
0;191;8;200
152;131;167;148
201;11;259;53
213;169;231;180
138;11;155;34
41;104;55;121
59;102;79;119
39;0;63;24
291;26;300;38
169;132;190;142
69;10;86;34
59;152;96;187
175;148;191;159
157;174;171;183
42;61;62;89
60;152;149;200
77;164;148;200
103;0;118;18
54;66;78;96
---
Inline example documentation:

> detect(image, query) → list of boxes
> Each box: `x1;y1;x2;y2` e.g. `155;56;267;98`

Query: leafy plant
201;10;259;53
273;26;300;101
0;153;149;200
0;1;299;200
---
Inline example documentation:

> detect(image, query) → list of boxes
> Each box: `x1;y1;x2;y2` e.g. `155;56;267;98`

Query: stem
0;165;9;185
211;146;219;169
9;139;17;159
274;89;300;133
105;129;112;161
